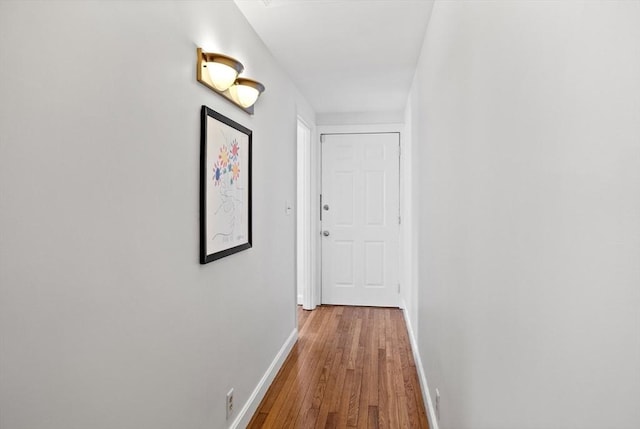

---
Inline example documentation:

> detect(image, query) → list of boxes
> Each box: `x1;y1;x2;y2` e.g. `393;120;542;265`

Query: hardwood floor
248;306;429;429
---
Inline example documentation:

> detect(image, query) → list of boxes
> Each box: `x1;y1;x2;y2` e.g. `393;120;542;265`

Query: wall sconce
197;48;266;115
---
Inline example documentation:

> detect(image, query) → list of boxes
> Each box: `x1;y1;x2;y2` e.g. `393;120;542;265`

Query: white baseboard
402;307;439;429
230;328;298;429
297;293;303;305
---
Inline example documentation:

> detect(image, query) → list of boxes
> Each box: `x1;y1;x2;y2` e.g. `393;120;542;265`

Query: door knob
323;204;330;211
322;231;330;237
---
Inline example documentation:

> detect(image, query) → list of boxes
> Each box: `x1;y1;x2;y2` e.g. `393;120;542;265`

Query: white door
321;133;399;307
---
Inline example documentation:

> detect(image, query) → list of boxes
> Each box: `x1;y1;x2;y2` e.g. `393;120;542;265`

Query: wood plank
335;368;355;428
383;309;400;429
346;343;365;427
368;405;380;429
377;347;389;429
356;308;373;429
325;412;338;429
390;310;410;428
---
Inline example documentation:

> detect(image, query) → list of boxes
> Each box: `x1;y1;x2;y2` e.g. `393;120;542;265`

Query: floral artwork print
202;107;251;263
209;134;247;248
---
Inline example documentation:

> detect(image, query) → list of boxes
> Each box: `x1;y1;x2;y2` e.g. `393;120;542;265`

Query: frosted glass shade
201;53;244;92
229;78;266;108
206;62;240;92
229;84;259;108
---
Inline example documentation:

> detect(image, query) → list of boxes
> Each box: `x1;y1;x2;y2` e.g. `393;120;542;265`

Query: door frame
297;116;319;311
314;123;407;307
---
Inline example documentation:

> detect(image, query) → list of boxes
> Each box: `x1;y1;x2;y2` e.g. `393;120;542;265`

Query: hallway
248;306;429;428
2;2;640;429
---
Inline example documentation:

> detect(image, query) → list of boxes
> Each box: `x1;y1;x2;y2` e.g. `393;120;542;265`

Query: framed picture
200;106;252;263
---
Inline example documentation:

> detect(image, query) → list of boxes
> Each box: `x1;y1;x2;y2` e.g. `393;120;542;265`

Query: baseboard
297;293;303;305
230;328;298;429
402;307;439;429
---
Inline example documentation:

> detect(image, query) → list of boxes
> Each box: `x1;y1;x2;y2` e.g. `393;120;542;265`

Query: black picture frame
200;106;252;264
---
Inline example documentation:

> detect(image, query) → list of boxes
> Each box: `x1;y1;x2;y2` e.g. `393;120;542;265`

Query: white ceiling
234;0;434;117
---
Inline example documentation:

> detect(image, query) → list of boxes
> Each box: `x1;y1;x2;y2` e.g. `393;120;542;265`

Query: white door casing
296;118;313;309
321;133;400;307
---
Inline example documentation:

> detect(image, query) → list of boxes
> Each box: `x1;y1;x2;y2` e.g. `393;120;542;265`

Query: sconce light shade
196;48;265;114
203;53;244;92
229;78;266;109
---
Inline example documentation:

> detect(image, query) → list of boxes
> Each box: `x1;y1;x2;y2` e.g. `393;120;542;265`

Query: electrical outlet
226;388;234;420
435;388;441;421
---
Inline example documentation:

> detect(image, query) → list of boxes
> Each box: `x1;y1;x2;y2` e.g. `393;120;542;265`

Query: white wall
408;1;640;428
316;110;405;126
0;2;314;428
401;94;419;342
296;117;313;307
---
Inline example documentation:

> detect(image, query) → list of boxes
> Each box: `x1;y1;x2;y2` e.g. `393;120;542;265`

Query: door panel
321;133;399;307
364;241;385;286
365;171;385;225
334;172;355;226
